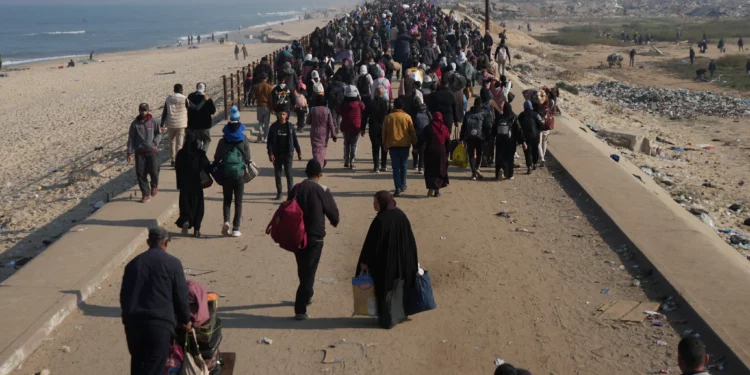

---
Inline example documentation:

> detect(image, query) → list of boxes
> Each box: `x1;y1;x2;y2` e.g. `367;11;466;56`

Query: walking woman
418;112;450;197
175;132;210;238
214;106;252;237
307;95;337;168
356;191;419;329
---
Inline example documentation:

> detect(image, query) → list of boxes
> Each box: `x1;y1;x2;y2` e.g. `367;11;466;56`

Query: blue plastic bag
406;270;436;315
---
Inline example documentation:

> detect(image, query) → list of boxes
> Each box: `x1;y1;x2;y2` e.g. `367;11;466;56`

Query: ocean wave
3;54;87;66
24;30;86;36
179;17;301;41
258;11;302;17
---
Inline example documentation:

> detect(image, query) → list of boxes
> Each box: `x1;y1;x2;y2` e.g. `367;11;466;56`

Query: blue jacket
266;121;301;158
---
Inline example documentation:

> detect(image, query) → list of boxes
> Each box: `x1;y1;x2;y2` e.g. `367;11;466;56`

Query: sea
0;3;321;66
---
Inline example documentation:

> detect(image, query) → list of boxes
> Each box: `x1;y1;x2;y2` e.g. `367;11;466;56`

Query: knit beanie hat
229;105;241;121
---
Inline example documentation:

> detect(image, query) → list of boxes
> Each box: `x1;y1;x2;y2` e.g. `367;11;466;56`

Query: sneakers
401;185;407;192
344;162;350;168
230;230;242;237
527;167;532;175
394;189;402;197
151;186;158;197
274;193;282;200
221;222;230;236
372;168;379;174
141;196;150;203
181;222;190;236
294;313;309;321
379;166;388;172
417;168;423;174
193;230;201;238
476;171;483;179
350;163;356;170
470;176;477;181
434;190;441;197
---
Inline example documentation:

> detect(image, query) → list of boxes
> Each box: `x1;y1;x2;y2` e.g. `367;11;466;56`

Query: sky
0;0;299;4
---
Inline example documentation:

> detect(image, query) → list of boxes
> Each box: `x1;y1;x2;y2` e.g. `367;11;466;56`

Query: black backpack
367;64;379;80
357;75;372;98
464;112;485;141
327;81;346;107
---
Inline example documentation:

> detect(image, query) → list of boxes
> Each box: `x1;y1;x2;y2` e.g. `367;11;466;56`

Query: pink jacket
187;280;209;326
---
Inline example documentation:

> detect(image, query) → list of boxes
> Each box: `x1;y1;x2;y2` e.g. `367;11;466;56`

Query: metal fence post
236;70;242;108
222;75;228;120
229;73;235;109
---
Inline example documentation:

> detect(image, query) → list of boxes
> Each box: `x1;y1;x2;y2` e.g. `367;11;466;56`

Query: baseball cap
139;103;150;111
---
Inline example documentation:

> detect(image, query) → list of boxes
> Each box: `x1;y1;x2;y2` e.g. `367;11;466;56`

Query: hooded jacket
161;93;188;129
426;86;459;128
280;62;298;92
253;80;274;108
187;92;217;130
213;121;252;165
338;98;365;134
127;114;162;155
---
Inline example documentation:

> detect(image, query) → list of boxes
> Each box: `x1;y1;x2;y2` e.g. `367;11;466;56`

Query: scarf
429;112;450;146
375;190;397;212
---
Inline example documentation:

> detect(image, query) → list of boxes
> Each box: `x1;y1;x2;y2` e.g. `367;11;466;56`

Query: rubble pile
578;81;750;118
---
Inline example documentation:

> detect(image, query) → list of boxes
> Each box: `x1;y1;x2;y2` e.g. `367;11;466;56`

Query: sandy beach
0;17;328;280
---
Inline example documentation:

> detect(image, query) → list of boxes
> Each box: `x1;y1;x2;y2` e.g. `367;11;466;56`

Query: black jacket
187;92;217;130
426;86;459;127
288;179;340;238
267;121;301;158
120;247;190;331
363;96;390;135
518;110;544;140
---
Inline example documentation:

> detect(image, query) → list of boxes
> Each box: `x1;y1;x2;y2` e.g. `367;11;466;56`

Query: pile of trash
578;81;750;118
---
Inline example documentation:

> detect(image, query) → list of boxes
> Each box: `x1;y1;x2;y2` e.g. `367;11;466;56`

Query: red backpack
266;185;307;252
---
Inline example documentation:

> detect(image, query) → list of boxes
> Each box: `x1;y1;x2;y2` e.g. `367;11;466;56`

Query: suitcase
200;323;223;360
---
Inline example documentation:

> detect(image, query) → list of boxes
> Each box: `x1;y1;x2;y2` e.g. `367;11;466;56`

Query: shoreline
1;14;320;69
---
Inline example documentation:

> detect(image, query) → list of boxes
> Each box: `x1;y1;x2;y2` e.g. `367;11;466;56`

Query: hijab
429;112;450;146
375;191;397;212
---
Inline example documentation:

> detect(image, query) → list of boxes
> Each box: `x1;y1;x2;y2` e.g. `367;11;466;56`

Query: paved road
18;104;682;375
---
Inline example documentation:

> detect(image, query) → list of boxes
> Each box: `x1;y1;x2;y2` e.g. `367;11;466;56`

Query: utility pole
485;0;490;32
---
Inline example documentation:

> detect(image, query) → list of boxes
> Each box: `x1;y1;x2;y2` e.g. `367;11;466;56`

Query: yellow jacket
383;109;418;150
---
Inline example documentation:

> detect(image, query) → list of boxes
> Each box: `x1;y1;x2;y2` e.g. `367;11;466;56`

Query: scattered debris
579;81;750;118
495;211;512;218
61;345;71;353
656;340;668;346
600;288;610;295
494;359;505;366
184;268;216;276
258;337;273;345
610;154;620;162
510;228;534;233
317;277;337;284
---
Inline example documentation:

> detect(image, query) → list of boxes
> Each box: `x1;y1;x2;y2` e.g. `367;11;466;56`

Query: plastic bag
452;143;469;168
352;271;377;316
406;266;437;315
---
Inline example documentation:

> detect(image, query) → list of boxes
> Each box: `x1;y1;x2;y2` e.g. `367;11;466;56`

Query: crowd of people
119;2;726;375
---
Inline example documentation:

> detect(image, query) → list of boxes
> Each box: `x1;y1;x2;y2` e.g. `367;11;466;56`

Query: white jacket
162;93;188;129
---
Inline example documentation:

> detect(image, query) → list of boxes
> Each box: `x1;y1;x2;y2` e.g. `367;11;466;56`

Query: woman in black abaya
175;132;210;238
356;191;419;329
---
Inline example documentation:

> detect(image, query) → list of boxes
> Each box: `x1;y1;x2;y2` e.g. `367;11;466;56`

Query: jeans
257;106;271;139
389;147;410;190
330;107;342;133
295;108;306;128
343;132;360;164
135;153;159;196
273;155;294;195
294;236;323;315
370;132;388;169
167;128;185;162
538;130;550;162
411;143;425;169
466;140;484;177
125;324;171;375
222;176;244;230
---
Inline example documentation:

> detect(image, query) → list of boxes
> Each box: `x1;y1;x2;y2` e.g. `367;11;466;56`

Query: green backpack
223;144;245;179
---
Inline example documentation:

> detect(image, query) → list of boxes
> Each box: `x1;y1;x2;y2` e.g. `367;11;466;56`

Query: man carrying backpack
214;106;253;237
187;83;216;152
494;100;525;180
494;41;512;75
518;100;544;174
461;99;492;180
357;65;374;132
268;109;302;200
289;159;340;321
326;78;346;133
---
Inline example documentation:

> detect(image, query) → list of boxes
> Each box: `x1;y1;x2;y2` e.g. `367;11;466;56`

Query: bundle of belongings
167;280;224;374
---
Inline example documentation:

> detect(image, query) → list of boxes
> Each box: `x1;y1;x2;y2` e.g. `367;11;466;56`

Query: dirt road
17;106;682;374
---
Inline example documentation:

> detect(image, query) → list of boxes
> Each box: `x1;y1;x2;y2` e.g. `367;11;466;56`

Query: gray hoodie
127;115;162;155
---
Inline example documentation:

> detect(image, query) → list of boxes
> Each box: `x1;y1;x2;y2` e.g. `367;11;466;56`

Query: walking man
120;226;190;375
187;83;216;151
267;109;302;200
689;47;695;65
629;48;636;67
127;103;162;203
253;74;274;142
160;84;188;167
709;59;717;78
289;159;340;320
518;100;543;174
739;37;745;52
242;44;248;60
234;44;240;60
461;99;492;180
383;98;418;197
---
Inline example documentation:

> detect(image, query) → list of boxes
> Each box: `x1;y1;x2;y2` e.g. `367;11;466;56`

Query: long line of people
120;1;567;373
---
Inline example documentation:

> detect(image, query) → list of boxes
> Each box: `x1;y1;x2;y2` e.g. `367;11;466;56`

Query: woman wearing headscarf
417;112;450;197
175;132;210;238
307;95;337;168
493;96;526;180
356;191;419;329
518;100;543;174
